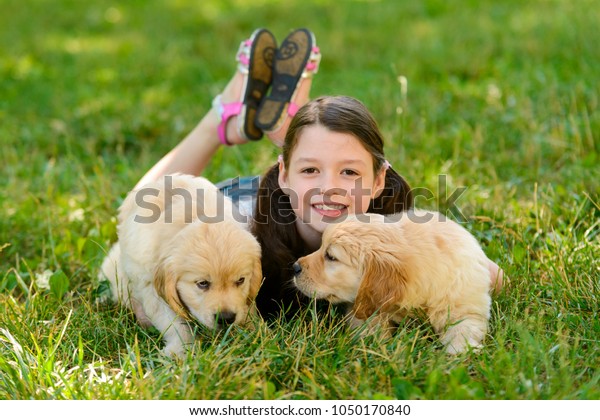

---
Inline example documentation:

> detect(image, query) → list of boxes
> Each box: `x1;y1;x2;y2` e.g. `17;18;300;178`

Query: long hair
252;96;413;318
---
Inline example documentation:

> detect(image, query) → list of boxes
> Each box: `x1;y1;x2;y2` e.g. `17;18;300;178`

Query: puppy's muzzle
214;311;236;328
292;262;302;276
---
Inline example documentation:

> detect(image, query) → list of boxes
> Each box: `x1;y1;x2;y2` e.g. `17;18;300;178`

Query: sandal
213;28;277;145
255;28;321;133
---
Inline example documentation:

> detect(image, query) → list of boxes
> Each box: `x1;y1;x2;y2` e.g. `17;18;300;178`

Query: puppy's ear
248;261;263;303
154;261;190;320
353;250;408;321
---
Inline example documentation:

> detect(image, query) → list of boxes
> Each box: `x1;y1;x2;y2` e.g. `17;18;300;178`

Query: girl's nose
320;173;340;196
320;175;349;198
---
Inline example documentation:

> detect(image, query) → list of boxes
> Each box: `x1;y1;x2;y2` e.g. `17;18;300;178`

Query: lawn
0;0;598;399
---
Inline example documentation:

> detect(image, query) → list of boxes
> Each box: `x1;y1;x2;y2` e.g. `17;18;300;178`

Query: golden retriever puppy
100;174;262;357
293;210;494;354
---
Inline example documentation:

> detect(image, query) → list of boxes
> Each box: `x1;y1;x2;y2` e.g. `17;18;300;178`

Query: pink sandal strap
235;39;253;74
301;46;321;78
287;102;300;117
213;94;243;146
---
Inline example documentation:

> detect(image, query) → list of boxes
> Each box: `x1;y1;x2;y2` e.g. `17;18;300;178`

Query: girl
122;28;503;320
252;96;413;317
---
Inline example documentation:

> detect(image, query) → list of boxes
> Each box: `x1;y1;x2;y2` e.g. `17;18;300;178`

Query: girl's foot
256;28;321;146
213;29;276;146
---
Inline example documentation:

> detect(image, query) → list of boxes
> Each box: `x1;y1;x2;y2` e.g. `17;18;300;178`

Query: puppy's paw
441;325;485;355
445;339;483;355
162;340;187;359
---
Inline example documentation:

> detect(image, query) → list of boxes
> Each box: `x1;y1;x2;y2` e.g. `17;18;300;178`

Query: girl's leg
134;28;318;188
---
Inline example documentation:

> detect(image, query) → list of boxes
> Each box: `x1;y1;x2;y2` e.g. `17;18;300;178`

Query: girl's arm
134;109;222;190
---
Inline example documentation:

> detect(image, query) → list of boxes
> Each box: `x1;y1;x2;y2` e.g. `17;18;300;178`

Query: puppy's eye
196;280;210;290
325;252;337;262
235;277;245;286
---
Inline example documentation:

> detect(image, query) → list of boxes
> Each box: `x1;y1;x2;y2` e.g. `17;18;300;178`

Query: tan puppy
100;174;262;357
293;210;493;354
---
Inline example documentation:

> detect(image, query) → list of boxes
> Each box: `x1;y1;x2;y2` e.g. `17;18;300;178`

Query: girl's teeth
314;204;345;210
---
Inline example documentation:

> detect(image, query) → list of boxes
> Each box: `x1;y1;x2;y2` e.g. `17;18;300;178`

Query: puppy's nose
292;262;302;276
215;311;236;327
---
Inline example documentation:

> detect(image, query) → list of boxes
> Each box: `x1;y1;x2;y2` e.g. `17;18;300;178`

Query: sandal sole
241;29;276;141
255;28;314;132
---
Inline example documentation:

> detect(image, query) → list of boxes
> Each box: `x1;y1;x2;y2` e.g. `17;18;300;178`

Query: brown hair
252;96;413;318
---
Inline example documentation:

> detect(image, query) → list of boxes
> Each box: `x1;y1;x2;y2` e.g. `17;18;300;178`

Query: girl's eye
341;169;359;176
196;280;210;290
325;252;337;262
301;167;318;174
235;277;245;286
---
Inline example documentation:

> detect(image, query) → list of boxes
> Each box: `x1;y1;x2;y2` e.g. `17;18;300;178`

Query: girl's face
278;124;387;249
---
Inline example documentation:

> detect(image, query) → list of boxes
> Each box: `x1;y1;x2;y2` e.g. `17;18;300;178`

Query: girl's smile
311;202;347;218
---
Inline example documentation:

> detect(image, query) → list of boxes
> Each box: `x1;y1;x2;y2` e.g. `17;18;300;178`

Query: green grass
1;0;598;400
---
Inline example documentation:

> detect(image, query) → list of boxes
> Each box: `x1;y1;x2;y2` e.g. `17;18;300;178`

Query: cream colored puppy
293;210;493;354
100;174;262;357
